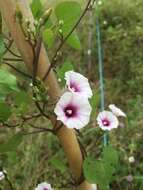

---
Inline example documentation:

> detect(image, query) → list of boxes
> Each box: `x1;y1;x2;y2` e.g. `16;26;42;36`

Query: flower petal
65;71;93;98
109;104;126;117
97;110;119;131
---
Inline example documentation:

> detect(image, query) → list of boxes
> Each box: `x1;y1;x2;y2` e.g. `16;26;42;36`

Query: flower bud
15;4;23;21
59;20;64;26
129;156;135;163
39;8;52;27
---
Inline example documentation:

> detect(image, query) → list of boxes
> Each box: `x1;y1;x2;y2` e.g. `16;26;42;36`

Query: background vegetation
1;0;143;189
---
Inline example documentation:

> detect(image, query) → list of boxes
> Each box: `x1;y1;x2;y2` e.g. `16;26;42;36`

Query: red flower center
64;104;77;118
70;82;80;92
102;119;110;126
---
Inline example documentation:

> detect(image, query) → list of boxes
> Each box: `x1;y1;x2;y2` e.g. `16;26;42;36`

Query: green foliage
31;0;43;19
49;153;67;174
67;32;81;50
1;0;143;189
0;102;11;121
84;146;119;189
0;133;23;153
90;91;99;117
102;146;119;167
0;35;5;59
0;68;19;100
33;78;49;102
57;60;74;85
55;1;82;49
14;91;32;115
43;28;55;48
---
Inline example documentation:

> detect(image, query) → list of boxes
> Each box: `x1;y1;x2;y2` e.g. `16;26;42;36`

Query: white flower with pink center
54;92;92;129
109;104;126;117
0;171;5;181
35;182;53;190
65;71;93;98
97;111;119;131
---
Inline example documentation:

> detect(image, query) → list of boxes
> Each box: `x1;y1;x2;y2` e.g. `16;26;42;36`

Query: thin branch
23;128;53;135
22;113;42;121
4;41;21;58
1;169;15;190
32;35;42;82
34;101;50;119
30;124;54;132
43;0;96;81
3;58;23;62
3;40;13;55
0;122;19;128
2;61;32;79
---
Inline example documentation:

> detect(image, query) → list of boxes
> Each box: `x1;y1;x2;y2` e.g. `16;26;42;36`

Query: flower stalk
0;0;92;189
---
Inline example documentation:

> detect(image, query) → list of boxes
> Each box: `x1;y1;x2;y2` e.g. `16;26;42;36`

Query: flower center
43;188;49;190
102;119;110;126
64;104;77;118
70;82;80;92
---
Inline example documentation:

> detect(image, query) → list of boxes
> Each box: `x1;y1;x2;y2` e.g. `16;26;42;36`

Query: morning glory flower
0;171;5;181
65;71;93;98
35;182;53;190
109;104;126;117
54;92;92;129
91;184;97;190
97;111;119;131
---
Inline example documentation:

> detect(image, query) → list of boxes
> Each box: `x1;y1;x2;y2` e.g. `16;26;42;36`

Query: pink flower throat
102;118;110;127
70;82;80;92
64;104;77;118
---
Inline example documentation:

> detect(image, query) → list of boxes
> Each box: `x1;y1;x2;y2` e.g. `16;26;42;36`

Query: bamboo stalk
0;0;91;189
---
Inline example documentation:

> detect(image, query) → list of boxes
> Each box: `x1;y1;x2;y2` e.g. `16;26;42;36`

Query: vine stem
43;0;97;81
0;168;15;190
0;0;95;189
2;61;32;78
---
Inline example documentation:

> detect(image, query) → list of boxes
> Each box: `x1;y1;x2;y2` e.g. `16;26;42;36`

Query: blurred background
1;0;143;189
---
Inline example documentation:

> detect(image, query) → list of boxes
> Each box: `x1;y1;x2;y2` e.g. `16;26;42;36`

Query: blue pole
96;5;108;147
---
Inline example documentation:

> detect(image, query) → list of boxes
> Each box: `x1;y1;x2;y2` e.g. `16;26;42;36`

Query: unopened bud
25;18;30;25
34;20;38;26
39;8;52;27
87;49;91;55
59;20;64;26
58;78;62;82
58;29;63;34
15;4;23;21
126;175;133;182
129;156;135;163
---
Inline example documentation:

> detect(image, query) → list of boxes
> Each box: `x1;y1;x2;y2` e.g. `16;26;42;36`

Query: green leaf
83;156;115;188
57;60;74;85
0;68;19;100
14;91;31;115
31;0;42;19
0;102;11;121
14;91;31;105
0;35;5;59
7;151;18;164
49;157;67;173
55;1;81;26
103;146;119;167
55;1;82;49
83;156;99;183
90;91;100;116
0;133;23;153
67;32;81;49
43;29;55;48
